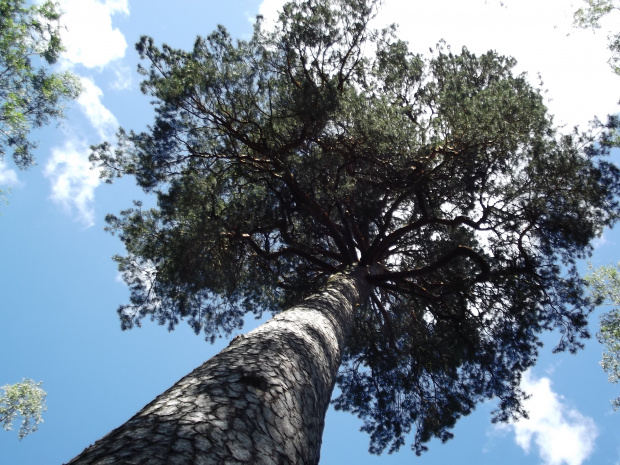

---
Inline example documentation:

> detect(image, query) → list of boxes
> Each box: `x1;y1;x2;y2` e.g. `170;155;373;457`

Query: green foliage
0;379;47;439
92;0;620;455
0;0;81;168
585;263;620;410
574;0;620;74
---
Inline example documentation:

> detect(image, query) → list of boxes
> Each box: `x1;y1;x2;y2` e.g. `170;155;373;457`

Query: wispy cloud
43;78;118;226
44;139;100;227
76;77;119;139
109;64;133;91
0;160;21;187
592;233;610;249
497;371;598;465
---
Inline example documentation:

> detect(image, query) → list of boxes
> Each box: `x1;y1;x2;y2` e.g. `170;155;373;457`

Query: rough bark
66;268;370;465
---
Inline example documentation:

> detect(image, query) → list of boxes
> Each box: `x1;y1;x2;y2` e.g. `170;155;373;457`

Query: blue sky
1;0;620;464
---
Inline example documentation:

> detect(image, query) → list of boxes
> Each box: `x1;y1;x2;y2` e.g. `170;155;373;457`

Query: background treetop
0;379;47;440
0;0;81;169
90;0;620;455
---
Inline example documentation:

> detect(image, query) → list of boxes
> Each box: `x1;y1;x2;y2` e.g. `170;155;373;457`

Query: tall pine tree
70;0;620;462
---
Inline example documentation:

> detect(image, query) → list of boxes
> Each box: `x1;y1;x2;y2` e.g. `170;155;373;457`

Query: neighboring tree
0;187;8;212
575;0;620;412
0;378;47;439
585;263;620;410
69;0;620;462
0;0;81;169
574;0;620;75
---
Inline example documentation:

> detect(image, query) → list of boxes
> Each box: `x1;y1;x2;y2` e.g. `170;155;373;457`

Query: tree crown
93;0;620;454
0;0;81;168
0;379;47;439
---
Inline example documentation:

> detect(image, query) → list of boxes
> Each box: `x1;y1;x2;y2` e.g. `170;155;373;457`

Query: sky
1;0;619;464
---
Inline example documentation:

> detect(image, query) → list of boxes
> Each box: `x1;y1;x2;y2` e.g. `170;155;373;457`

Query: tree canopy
92;0;620;454
0;379;47;439
0;0;81;169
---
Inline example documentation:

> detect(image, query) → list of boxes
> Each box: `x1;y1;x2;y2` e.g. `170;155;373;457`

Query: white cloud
257;0;285;29
498;371;598;465
76;77;119;139
38;0;126;224
58;0;129;69
257;0;282;18
44;139;101;227
0;160;21;187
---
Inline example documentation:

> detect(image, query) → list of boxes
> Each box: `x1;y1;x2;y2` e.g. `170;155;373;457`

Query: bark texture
66;269;370;465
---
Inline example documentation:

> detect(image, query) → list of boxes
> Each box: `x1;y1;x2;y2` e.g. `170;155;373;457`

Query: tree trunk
66;268;370;465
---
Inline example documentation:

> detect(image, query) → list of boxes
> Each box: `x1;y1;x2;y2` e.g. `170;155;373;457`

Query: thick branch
368;245;491;284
